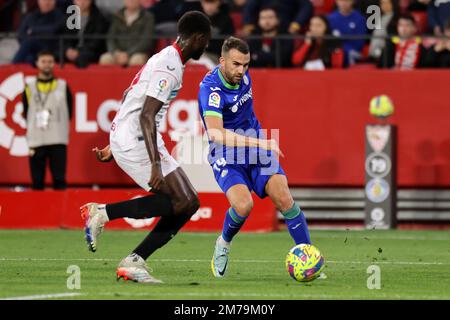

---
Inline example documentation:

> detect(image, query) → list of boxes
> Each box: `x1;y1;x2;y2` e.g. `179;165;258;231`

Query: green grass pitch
1;229;449;300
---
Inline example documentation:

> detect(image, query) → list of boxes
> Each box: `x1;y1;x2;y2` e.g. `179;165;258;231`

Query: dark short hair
36;50;55;61
259;4;279;19
221;36;249;55
177;11;211;38
398;13;416;25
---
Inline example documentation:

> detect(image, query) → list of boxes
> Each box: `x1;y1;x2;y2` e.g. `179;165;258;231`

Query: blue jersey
198;66;263;164
198;66;285;198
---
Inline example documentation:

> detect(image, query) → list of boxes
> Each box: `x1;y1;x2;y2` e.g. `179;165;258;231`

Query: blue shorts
212;160;286;199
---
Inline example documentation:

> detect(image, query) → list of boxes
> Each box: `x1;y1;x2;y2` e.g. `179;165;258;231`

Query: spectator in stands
368;0;399;61
242;0;313;36
22;51;73;190
148;0;185;35
379;14;427;69
13;0;65;65
248;5;293;67
418;0;450;35
425;19;450;67
191;0;235;62
292;15;344;69
99;0;155;67
63;0;109;68
328;0;367;66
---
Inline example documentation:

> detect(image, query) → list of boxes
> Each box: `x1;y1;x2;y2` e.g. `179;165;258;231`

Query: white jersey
111;44;184;151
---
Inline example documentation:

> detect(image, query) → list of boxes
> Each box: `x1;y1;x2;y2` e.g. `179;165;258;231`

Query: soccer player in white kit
80;11;211;284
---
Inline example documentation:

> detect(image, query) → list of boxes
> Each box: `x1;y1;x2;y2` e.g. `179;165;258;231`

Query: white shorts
110;132;179;192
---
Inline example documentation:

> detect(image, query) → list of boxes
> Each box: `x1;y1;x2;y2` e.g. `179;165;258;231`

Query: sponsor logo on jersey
208;92;221;108
157;78;168;92
210;87;221;91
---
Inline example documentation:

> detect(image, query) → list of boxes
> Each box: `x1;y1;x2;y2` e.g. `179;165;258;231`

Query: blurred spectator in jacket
368;0;399;60
242;0;313;36
328;0;367;66
13;0;65;64
292;15;344;69
149;0;185;35
425;19;450;67
189;0;234;62
100;0;155;66
63;0;109;68
379;14;427;69
248;5;293;67
418;0;450;35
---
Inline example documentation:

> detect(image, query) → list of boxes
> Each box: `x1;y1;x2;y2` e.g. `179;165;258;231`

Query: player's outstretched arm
204;116;284;158
92;145;113;162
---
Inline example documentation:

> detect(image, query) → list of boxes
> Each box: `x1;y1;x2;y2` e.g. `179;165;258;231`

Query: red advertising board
0;189;277;231
0;65;449;187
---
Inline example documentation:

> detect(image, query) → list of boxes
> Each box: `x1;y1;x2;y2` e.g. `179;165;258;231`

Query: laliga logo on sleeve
157;78;168;92
0;72;28;157
208;92;221;108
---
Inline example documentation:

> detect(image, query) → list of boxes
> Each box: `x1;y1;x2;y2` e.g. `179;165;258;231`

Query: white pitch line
1;293;82;300
0;257;448;265
2;291;448;300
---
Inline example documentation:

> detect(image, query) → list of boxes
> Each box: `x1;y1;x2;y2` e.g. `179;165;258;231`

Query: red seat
311;0;335;15
411;11;428;34
361;44;370;59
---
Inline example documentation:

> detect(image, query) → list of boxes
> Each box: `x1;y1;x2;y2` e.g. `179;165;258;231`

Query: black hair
398;13;416;25
177;11;211;38
36;50;55;61
259;4;279;19
221;36;249;55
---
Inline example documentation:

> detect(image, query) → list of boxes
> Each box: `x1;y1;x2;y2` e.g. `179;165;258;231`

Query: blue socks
221;208;247;243
282;203;311;245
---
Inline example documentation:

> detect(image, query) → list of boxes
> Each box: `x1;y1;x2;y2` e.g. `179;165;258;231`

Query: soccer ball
285;244;325;282
369;95;394;119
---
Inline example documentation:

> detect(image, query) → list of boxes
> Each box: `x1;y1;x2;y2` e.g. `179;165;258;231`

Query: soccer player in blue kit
198;37;318;278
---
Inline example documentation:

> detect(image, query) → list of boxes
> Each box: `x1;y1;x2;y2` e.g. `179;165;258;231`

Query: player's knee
233;199;253;217
173;192;200;216
275;193;294;212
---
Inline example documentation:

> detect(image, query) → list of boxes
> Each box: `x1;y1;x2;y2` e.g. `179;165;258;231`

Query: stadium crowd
0;0;449;69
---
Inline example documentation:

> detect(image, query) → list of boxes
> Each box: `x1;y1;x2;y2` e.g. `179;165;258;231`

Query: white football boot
211;235;231;278
80;202;109;252
116;253;163;284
